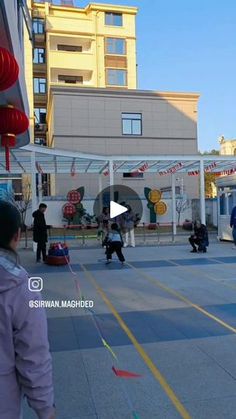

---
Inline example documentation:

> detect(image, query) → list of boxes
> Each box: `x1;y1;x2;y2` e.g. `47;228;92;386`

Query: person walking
189;220;209;253
123;204;136;248
33;203;48;262
0;200;55;419
230;205;236;249
105;223;125;265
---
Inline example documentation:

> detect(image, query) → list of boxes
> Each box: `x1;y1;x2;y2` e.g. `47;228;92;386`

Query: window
33;18;44;34
33;48;45;64
122;113;142;135
105;12;122;26
34;108;46;124
106;38;125;55
107;69;127;86
34;137;46;146
123;173;144;179
58;75;83;84
58;44;82;52
12;179;23;201
34;78;46;94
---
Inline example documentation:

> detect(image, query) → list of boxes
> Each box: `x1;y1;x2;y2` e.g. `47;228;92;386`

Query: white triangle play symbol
110;201;127;219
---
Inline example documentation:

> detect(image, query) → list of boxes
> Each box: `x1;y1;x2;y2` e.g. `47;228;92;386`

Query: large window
106;38;125;55
107;69;127;86
33;48;45;64
34;78;46;94
33;18;44;34
34;108;46;124
122;113;142;135
105;12;122;26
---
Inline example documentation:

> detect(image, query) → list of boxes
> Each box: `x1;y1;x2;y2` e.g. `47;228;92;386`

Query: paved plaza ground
22;240;236;419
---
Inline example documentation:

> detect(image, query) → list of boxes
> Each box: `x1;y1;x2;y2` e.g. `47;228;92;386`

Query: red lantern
0;47;19;91
63;203;76;219
0;106;29;171
67;190;81;204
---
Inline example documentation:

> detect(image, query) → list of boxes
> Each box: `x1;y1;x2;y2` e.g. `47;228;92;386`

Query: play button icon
93;184;143;230
110;201;127;219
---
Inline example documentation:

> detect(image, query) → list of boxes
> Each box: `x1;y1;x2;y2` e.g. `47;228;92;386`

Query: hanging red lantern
0;47;19;91
0;106;29;171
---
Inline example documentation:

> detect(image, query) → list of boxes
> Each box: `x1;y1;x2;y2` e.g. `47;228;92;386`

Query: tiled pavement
22;241;236;419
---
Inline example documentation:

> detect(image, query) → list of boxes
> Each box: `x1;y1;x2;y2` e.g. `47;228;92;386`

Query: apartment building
219;136;236;155
30;0;138;147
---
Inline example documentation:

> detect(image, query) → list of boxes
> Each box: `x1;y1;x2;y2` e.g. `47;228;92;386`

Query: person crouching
105;223;125;265
189;220;209;253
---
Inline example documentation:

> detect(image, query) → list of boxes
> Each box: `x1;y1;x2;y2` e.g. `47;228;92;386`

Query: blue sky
58;0;236;151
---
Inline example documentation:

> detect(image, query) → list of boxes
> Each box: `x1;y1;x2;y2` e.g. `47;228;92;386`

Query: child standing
105;223;125;265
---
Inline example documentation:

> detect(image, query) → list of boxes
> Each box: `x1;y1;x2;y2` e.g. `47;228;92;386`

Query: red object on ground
63;202;77;218
148;223;157;230
112;366;142;378
0;47;19;91
67;190;81;204
46;255;70;266
0;106;29;171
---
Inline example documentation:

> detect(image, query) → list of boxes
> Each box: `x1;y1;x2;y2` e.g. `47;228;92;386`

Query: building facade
219;136;236;155
48;86;200;198
29;1;138;148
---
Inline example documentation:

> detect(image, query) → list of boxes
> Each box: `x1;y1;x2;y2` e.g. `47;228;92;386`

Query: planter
46;255;69;266
148;223;157;230
46;243;69;266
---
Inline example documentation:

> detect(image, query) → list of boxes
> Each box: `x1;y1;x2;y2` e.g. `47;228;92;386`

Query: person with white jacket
122;204;136;248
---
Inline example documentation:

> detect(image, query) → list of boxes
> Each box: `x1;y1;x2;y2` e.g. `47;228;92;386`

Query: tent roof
0;144;236;175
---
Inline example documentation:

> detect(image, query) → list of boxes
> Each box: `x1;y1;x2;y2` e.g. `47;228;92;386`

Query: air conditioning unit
35;123;46;132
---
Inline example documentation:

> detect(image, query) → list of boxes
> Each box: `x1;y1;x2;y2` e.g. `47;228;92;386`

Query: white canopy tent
1;143;236;234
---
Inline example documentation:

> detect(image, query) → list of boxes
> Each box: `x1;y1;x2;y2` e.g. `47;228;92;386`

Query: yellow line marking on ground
80;263;192;419
126;262;236;335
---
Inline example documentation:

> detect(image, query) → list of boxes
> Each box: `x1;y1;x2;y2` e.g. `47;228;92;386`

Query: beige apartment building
24;1;200;203
48;86;200;198
29;0;138;148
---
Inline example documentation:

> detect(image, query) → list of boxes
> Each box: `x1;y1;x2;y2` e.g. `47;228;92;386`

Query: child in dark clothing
104;223;125;265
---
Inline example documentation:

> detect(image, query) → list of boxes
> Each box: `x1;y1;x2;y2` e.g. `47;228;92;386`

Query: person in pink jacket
0;200;55;419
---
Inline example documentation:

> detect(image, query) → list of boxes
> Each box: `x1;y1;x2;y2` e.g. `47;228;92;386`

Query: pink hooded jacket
0;249;54;419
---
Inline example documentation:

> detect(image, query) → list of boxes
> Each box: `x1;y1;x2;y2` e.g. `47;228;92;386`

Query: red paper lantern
67;190;81;204
63;203;76;218
0;47;19;91
0;106;29;171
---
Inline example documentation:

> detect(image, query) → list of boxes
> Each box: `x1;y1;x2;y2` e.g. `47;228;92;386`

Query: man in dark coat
230;205;236;248
33;203;48;262
189;220;209;253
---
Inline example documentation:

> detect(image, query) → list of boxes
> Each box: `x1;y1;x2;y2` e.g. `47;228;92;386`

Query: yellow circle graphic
148;189;162;203
154;201;167;215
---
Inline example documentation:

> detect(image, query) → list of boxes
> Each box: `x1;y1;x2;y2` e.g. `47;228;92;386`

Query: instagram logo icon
28;277;43;292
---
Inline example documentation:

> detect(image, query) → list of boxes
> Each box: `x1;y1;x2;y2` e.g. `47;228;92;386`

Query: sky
55;0;236;152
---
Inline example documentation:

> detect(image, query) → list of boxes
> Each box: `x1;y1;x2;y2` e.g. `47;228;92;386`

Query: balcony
50;68;93;86
49;49;94;72
46;15;93;35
